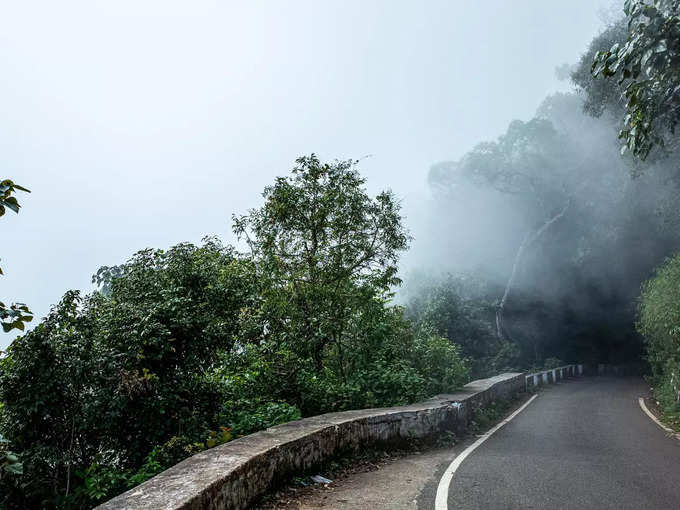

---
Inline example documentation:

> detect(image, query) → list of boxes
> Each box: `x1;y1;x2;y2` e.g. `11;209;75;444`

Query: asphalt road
445;377;680;510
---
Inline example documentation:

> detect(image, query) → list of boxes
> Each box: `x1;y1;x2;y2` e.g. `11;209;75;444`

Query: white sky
1;0;614;348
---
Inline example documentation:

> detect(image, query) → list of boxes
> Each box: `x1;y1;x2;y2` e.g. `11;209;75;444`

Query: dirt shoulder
255;447;453;510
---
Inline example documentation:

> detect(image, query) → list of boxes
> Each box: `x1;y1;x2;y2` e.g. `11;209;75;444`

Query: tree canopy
592;0;680;159
233;155;410;374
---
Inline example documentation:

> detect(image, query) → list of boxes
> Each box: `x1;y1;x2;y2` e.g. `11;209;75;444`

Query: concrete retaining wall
98;372;527;510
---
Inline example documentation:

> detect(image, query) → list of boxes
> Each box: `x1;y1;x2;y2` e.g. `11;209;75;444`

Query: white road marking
638;397;678;438
434;394;539;510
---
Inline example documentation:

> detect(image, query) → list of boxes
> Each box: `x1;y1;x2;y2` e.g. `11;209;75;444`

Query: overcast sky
1;0;614;349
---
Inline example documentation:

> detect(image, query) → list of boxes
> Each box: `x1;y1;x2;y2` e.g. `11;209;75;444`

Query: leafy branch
592;0;680;159
0;179;32;335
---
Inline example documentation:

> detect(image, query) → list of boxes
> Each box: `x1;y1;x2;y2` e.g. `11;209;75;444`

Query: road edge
638;397;679;438
434;394;539;510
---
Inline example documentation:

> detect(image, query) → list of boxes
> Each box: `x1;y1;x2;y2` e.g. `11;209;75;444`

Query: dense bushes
0;156;469;509
637;255;680;427
0;242;259;507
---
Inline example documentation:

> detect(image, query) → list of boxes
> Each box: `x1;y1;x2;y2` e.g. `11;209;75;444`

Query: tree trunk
496;201;570;340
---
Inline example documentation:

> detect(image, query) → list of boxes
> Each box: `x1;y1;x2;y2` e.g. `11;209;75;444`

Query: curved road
443;377;680;510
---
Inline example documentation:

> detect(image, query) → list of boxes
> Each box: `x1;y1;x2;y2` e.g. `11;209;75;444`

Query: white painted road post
542;372;549;384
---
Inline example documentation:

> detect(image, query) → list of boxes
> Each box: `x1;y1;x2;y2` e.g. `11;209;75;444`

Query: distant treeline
405;0;680;380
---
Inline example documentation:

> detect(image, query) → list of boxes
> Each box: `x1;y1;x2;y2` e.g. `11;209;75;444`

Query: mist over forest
3;1;680;508
394;9;680;376
401;85;679;372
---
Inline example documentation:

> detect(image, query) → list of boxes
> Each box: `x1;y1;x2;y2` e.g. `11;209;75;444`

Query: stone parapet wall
98;372;526;510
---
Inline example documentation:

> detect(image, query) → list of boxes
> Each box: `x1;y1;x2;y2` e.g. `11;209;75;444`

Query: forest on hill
3;0;680;508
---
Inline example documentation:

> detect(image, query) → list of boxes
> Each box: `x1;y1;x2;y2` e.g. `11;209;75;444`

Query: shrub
638;255;680;420
225;402;302;436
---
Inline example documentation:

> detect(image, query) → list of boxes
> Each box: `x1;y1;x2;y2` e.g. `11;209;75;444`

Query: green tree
233;154;411;375
430;118;573;341
0;240;258;508
230;155;467;417
84;240;258;463
0;291;106;506
592;0;680;159
0;178;31;502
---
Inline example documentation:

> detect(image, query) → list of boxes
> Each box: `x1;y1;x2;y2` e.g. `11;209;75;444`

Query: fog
402;78;680;366
1;0;614;349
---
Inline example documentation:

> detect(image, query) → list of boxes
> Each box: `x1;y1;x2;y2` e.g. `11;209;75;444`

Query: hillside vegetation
4;0;680;508
0;156;468;509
